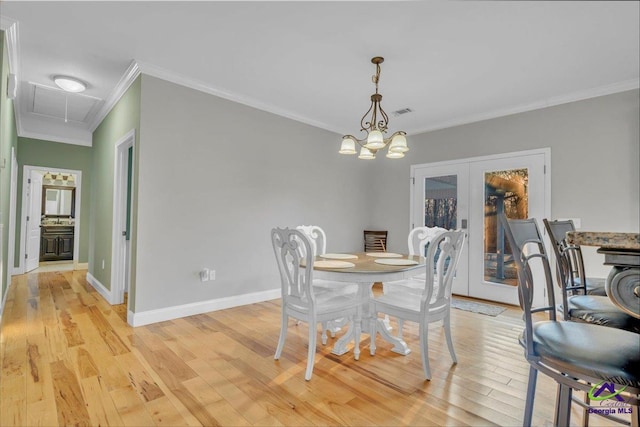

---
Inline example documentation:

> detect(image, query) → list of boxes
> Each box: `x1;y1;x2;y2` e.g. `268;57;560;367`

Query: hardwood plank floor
0;270;622;426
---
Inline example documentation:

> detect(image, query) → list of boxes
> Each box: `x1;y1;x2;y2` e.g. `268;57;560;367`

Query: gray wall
135;75;372;312
367;89;639;277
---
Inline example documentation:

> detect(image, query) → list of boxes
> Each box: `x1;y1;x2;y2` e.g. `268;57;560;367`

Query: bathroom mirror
41;185;76;217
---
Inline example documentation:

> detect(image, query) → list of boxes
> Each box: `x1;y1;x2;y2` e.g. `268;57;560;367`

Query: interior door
26;171;43;272
468;153;547;306
412;163;469;296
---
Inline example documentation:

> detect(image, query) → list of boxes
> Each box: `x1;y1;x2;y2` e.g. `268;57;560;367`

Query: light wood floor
0;269;614;426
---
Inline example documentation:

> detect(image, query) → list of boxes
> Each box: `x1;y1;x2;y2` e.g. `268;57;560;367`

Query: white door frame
19;165;83;274
111;129;135;306
7;147;18;281
410;148;551;303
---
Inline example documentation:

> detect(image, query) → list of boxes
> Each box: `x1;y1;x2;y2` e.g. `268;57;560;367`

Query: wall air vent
392;108;413;117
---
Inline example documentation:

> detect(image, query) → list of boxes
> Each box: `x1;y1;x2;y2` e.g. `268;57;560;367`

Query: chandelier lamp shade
339;57;408;159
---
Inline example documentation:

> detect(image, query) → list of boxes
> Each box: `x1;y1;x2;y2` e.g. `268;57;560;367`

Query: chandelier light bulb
358;146;375;160
365;129;385;150
388;133;409;153
386;150;405;159
339;136;357;154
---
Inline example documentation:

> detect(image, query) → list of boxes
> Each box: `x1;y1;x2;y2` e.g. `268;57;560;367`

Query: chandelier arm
360;100;376;132
377;105;389;131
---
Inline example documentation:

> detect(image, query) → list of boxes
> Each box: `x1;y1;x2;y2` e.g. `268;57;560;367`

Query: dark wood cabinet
40;226;74;261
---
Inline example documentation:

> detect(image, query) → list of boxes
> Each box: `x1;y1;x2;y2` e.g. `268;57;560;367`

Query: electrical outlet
209;270;216;281
200;268;209;282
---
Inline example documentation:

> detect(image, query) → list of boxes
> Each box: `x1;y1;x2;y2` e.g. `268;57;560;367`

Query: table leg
331;281;411;356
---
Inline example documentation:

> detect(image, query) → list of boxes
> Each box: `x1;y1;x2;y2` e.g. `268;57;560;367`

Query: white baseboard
74;262;88;270
86;272;115;305
129;288;281;327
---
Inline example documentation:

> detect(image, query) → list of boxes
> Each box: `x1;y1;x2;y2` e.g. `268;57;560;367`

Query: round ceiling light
53;76;87;93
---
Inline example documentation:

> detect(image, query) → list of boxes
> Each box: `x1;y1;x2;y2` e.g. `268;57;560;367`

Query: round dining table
310;252;425;359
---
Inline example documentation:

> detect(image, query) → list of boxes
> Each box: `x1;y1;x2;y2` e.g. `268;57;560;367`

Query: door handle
122;231;127;237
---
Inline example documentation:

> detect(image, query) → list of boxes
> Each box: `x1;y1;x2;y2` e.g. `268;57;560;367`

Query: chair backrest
364;230;387;252
296;225;327;257
543;219;588;320
407;226;448;256
543;219;588;292
271;227;315;309
421;230;466;310
499;216;557;358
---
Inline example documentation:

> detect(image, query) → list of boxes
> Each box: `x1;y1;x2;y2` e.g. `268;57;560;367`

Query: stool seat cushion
565;295;640;333
573;277;607;296
520;321;640;388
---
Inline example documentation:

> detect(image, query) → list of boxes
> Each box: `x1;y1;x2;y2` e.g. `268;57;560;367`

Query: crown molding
136;60;341;135
88;60;141;132
1;17;24;136
19;129;91;147
410;78;640;135
0;17;19;76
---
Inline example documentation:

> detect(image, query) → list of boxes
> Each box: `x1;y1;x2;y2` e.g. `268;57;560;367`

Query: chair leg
583;390;590;427
275;312;288;360
523;366;537;427
554;383;572;427
304;323;317;381
370;316;377;356
419;319;431;380
443;314;457;364
353;318;361;361
321;322;328;345
631;405;639;427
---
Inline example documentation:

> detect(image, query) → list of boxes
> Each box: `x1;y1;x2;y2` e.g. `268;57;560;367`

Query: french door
411;149;550;306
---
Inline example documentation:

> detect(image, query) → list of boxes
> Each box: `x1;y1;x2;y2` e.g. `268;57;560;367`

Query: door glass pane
424;175;457;229
484;168;528;286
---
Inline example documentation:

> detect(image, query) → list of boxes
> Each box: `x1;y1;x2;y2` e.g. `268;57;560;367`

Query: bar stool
543;219;640;333
500;216;639;427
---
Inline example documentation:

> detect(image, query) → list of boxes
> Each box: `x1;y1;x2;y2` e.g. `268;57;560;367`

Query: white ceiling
1;1;639;146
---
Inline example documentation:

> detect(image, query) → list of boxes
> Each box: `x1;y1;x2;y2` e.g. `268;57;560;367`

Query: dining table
309;251;425;359
566;231;640;319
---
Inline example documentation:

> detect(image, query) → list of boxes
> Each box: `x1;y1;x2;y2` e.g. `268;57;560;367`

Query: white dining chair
383;226;447;338
370;230;466;380
272;227;361;381
296;225;358;342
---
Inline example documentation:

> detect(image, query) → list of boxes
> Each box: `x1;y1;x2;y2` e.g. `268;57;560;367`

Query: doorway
20;166;82;274
111;130;135;306
411;148;550;306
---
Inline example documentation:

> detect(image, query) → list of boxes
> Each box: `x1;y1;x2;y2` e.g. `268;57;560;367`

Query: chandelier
339;57;408;159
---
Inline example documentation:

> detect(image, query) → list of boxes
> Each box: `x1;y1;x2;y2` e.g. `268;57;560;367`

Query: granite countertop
566;231;640;250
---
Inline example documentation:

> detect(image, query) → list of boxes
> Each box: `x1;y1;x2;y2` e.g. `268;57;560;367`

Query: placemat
366;252;402;258
314;260;356;268
320;253;358;260
374;259;420;266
